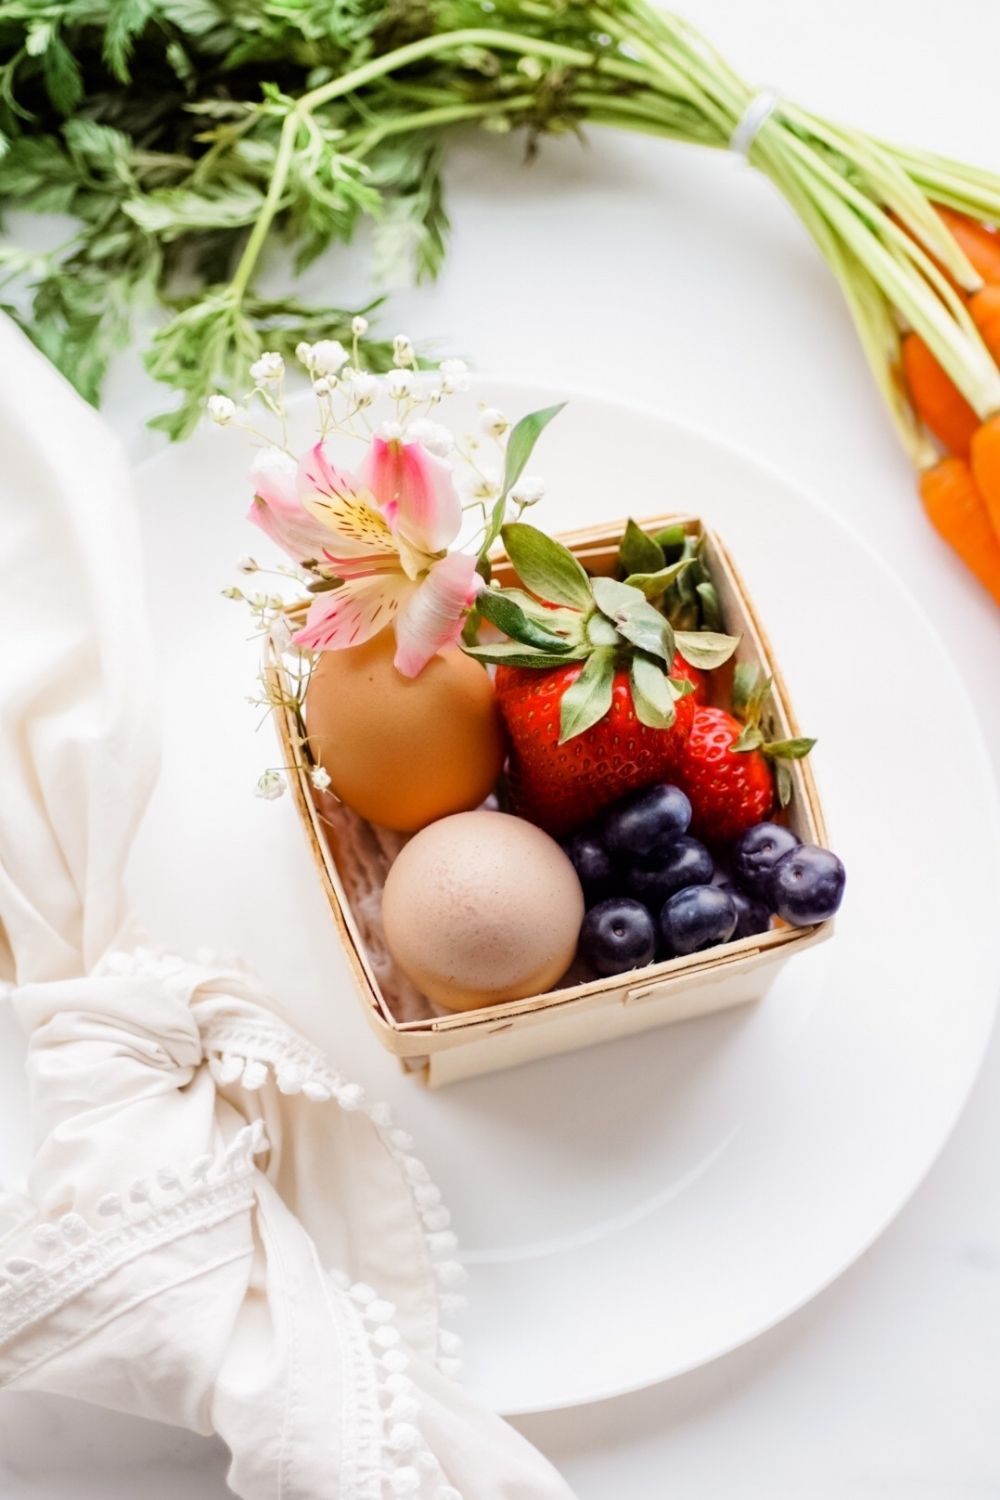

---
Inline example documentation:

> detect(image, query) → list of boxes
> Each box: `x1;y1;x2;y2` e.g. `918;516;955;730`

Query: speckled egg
380;810;585;1011
305;629;506;833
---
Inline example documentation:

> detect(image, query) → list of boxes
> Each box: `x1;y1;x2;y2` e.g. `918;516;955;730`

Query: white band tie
730;90;781;159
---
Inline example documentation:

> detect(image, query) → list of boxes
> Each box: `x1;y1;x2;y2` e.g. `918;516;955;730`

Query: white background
5;2;1000;1496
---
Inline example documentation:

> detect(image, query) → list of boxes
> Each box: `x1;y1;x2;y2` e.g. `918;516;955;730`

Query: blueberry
627;835;714;906
562;831;617;904
717;880;772;939
769;844;846;926
603;783;691;859
579;898;657;977
731;822;800;899
659;885;738;956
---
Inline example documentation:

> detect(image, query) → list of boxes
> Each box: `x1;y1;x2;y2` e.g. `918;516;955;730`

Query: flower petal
247;447;332;562
361;438;462;555
393;552;478;678
293;574;412;653
299;441;397;558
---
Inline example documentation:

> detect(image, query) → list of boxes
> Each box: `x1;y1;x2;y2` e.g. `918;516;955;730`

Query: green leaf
618;518;664;577
695;580;722;631
462;642;587;670
667;675;696;701
559;647;615;743
624;557;693;599
630;655;676;730
475;587;575;653
763;737;817;760
592;576;674;662
42;36;83;116
104;0;156;83
586;611;621;647
674;630;740;670
500;522;593;610
733;724;764;753
776;762;794;808
653;524;688;556
501;403;565;499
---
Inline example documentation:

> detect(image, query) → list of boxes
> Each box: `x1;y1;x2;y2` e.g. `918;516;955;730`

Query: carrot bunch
899;209;1000;604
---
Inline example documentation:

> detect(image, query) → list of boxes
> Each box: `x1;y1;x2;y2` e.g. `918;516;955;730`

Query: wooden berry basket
264;514;832;1087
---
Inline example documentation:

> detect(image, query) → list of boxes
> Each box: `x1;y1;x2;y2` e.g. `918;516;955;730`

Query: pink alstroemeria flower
251;435;477;677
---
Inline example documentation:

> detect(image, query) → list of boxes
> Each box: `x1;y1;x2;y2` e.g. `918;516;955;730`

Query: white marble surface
4;1;1000;1494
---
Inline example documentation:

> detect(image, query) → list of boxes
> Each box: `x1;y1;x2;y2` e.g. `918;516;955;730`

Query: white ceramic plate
86;379;1000;1412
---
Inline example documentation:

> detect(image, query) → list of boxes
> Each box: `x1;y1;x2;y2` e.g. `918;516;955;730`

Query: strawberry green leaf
630;655;676;730
463;642;587;669
591;576;675;662
502;402;565;499
559;646;615;743
763;737;817;759
695;580;722;631
623;557;694;599
476;587;575;652
667;675;696;700
618;518;664;577
776;762;794;808
654;524;688;555
732;724;764;753
586;611;622;647
501;522;593;610
674;630;740;670
494;587;585;639
731;661;771;722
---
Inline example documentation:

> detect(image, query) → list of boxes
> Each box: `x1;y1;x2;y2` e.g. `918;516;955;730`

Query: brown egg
381;811;585;1011
306;629;506;832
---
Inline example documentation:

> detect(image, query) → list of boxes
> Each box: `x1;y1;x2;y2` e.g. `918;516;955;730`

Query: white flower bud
510;473;546;506
309;339;348;376
249;351;284;384
255;770;285;801
378;419;404;442
439;358;469;394
349;371;381;407
207;394;236;425
386;368;415;400
295;341;314;368
351;314;369;337
313;376;334;396
392;333;415;367
310;765;332;792
479;406;509;438
237;555;258;574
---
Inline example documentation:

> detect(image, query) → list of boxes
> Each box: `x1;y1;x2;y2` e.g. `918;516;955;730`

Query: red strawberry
674;652;707;704
678;706;775;843
496;657;697;836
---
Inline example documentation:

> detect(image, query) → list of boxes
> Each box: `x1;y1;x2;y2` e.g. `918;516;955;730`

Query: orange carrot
920;456;1000;604
936;206;1000;286
901;332;979;457
970;414;1000;542
969;284;1000;366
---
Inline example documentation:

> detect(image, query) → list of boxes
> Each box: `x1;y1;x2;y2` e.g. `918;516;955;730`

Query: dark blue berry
627;835;713;906
602;783;691;858
769;844;846;926
562;831;617;904
579;898;657;977
717;880;772;939
660;885;738;956
731;822;800;899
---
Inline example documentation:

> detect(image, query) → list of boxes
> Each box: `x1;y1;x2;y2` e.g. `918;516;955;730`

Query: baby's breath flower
463;469;501;502
237;555;258;574
378;418;404;442
386;368;415;400
250;351;284;384
510;474;546;506
255;769;286;801
295;340;314;368
207;394;237;425
349;371;381;406
440;358;469;394
310;339;348;375
313;376;334;396
407;418;455;457
392;333;415;367
479;406;509;438
351;314;369;337
269;616;294;653
310;765;332;792
221;585;244;601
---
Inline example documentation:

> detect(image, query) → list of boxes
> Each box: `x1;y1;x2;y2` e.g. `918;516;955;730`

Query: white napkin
0;318;577;1500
